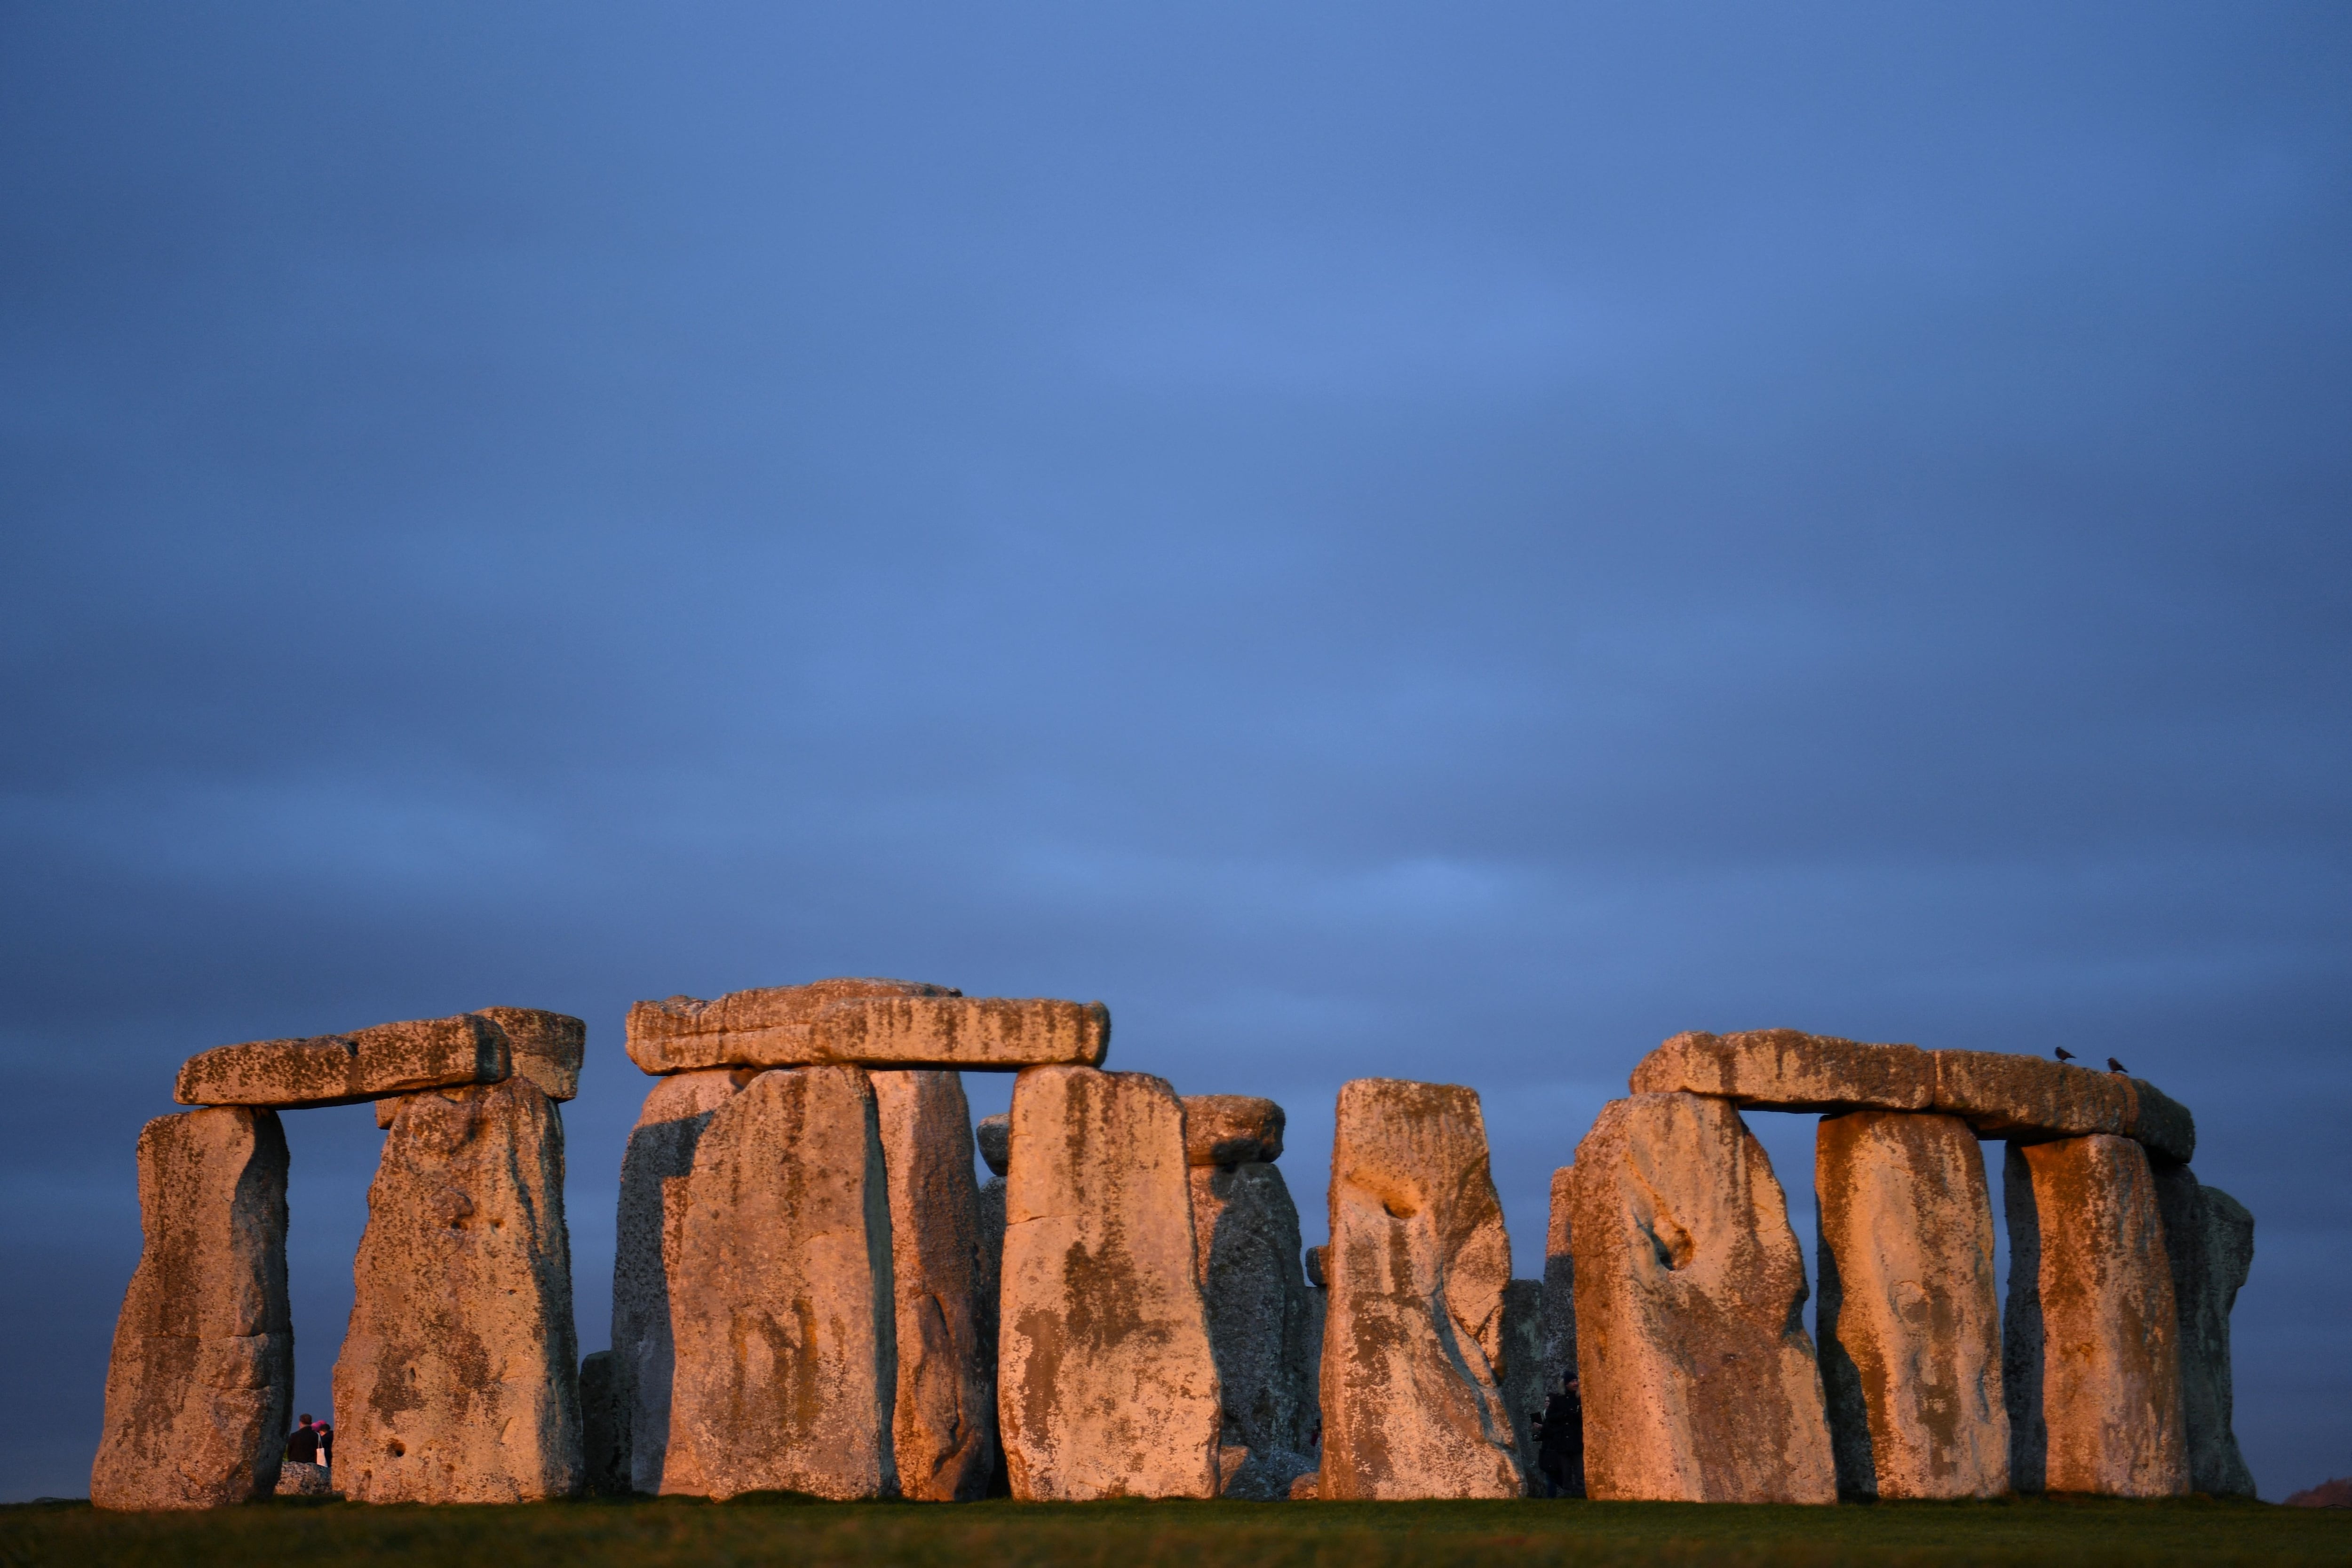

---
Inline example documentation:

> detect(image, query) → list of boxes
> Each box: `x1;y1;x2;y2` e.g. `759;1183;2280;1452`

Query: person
315;1420;333;1469
286;1414;320;1465
1534;1376;1585;1498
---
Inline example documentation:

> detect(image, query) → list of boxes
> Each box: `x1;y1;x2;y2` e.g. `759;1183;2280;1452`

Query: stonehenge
1568;1091;1837;1504
871;1069;994;1501
334;1075;583;1503
92;1107;293;1510
99;993;2253;1511
2002;1134;2189;1497
609;1067;744;1493
998;1066;1223;1500
663;1066;898;1500
1815;1111;2007;1498
1319;1078;1523;1500
1182;1095;1319;1499
2154;1164;2257;1497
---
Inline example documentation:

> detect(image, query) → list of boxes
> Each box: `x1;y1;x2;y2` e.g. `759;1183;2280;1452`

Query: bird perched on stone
2054;1047;2076;1062
2106;1055;2128;1074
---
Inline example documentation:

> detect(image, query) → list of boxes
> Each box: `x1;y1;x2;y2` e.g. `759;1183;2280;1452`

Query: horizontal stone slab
472;1007;586;1102
1179;1095;1285;1166
2124;1077;2194;1165
1629;1030;2191;1158
626;979;1108;1073
1630;1030;1935;1112
1929;1050;2132;1141
178;1015;509;1110
625;979;960;1073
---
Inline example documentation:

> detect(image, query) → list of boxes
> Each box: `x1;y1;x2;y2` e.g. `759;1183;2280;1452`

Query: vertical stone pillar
92;1108;293;1510
2153;1164;2256;1496
1567;1092;1836;1503
871;1069;994;1501
664;1066;898;1500
999;1065;1221;1500
610;1069;744;1494
1184;1122;1318;1498
1815;1110;2008;1498
1499;1279;1547;1482
973;1109;1009;1496
1541;1165;1577;1394
2002;1134;2189;1497
1320;1077;1523;1500
334;1077;583;1503
579;1350;628;1495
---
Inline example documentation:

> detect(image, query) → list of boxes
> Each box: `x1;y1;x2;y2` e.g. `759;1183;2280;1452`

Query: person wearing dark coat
286;1415;320;1465
1534;1377;1586;1498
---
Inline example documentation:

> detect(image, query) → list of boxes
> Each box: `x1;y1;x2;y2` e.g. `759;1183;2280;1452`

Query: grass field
2;1494;2343;1568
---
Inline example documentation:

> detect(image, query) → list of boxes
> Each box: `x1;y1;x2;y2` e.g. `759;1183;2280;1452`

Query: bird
2107;1055;2129;1074
2054;1047;2076;1062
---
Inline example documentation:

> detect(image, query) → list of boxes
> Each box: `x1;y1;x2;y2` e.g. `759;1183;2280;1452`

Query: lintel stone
627;980;1109;1074
177;1014;509;1110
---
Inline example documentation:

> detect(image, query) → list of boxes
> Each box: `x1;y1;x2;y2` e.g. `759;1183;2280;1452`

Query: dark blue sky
4;2;2345;1504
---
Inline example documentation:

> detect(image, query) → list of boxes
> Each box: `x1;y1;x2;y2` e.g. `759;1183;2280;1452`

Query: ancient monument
99;986;2254;1509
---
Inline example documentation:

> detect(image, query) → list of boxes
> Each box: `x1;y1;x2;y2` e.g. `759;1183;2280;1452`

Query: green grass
1;1494;2342;1568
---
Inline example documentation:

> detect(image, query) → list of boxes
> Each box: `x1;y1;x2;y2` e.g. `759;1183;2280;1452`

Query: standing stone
2153;1164;2257;1497
334;1077;583;1503
1320;1077;1523;1500
1499;1279;1548;1483
871;1070;993;1501
999;1065;1221;1500
1182;1097;1317;1499
611;1069;743;1495
974;1112;1009;1496
580;1351;628;1495
1815;1111;2007;1499
473;1007;587;1102
665;1066;898;1500
92;1108;293;1510
1567;1092;1836;1504
1541;1166;1577;1392
2002;1135;2189;1497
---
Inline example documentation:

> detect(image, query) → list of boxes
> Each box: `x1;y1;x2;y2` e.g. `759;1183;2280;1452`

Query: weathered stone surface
627;978;954;1072
1631;1030;1933;1113
976;1112;1011;1176
1500;1278;1547;1488
2127;1079;2196;1166
1931;1051;2132;1141
275;1460;334;1497
1183;1095;1286;1166
999;1065;1221;1500
2153;1166;2256;1497
580;1350;628;1496
627;979;1111;1074
818;996;1112;1072
92;1108;293;1511
871;1070;993;1501
2002;1135;2188;1497
1815;1111;2008;1499
1289;1469;1321;1499
609;1069;744;1493
666;1066;897;1500
334;1076;582;1503
1189;1155;1318;1498
2285;1477;2352;1507
1568;1092;1836;1504
475;1007;586;1102
1541;1167;1577;1398
974;1169;1006;1493
178;1014;510;1109
1320;1077;1522;1501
